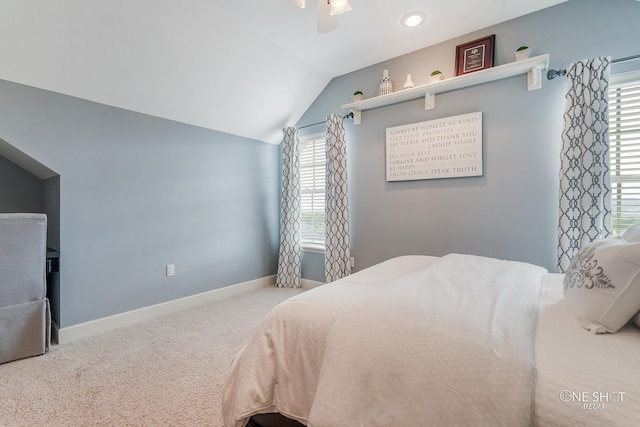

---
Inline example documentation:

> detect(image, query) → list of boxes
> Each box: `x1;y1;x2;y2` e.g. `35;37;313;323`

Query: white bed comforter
222;254;546;427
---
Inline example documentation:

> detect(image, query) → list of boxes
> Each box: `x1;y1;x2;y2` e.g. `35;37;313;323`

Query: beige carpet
0;286;305;427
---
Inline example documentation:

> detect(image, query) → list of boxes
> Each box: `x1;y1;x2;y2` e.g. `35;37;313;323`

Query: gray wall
0;154;44;213
0;81;280;328
298;0;640;280
0;155;60;249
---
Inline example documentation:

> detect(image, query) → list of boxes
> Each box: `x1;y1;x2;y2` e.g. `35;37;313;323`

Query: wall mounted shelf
341;54;550;124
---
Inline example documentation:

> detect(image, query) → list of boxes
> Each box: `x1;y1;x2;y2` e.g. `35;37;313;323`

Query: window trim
610;69;640;89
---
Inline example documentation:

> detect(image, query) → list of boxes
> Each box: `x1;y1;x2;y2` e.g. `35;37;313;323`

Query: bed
222;252;640;427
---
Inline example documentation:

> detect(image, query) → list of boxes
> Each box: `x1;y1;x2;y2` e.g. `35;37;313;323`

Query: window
299;133;326;250
609;71;640;236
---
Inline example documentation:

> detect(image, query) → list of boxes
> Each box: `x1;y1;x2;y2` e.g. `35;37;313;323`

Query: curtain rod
547;54;640;80
613;54;640;64
298;112;354;130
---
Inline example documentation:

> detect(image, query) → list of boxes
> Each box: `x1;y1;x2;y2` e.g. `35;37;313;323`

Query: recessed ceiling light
401;11;425;28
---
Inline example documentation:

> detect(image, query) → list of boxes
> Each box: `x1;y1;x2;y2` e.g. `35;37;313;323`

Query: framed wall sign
386;112;483;182
455;35;495;76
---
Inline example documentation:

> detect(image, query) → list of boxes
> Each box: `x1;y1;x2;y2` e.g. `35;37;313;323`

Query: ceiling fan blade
317;0;337;33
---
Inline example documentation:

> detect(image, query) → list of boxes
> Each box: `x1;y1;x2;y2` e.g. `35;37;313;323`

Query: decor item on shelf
403;74;415;89
455;34;495;76
341;54;550;124
514;45;532;61
379;69;394;96
352;90;364;102
430;70;444;83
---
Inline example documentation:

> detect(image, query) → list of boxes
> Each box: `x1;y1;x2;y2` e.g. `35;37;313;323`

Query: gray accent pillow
564;237;640;333
634;311;640;329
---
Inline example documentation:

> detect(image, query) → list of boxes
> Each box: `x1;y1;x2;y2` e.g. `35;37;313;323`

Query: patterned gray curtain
275;127;301;288
557;57;612;273
325;114;351;283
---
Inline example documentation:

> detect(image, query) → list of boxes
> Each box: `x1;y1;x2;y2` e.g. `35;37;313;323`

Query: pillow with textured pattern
564;237;640;333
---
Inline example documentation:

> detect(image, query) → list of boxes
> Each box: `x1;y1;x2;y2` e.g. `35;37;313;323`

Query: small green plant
516;45;529;51
430;70;442;76
353;90;363;96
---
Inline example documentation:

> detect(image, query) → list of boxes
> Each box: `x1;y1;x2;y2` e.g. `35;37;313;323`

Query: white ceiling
0;0;567;145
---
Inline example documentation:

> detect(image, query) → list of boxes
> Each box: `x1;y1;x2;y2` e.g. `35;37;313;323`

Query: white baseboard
57;275;276;345
301;278;323;289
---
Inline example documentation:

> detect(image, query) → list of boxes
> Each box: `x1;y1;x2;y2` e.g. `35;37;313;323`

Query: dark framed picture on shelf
455;34;495;76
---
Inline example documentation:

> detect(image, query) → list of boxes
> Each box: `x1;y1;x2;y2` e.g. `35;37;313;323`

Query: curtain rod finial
547;68;567;80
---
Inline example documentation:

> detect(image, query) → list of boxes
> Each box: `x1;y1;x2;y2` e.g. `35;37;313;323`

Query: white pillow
564;237;640;333
622;222;640;243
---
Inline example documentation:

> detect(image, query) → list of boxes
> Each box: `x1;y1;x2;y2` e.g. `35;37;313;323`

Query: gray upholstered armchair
0;213;51;364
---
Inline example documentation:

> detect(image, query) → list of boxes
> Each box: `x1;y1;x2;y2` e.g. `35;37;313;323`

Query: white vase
430;73;443;83
514;48;531;61
403;74;414;89
352;94;364;102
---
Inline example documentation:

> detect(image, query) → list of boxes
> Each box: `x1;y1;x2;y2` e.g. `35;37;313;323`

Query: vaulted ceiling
0;0;566;144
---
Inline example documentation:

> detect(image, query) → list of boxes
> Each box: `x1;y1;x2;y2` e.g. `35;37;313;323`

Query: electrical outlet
166;264;175;277
350;257;355;268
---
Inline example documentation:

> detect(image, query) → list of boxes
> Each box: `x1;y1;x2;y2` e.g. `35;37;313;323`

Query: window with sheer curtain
299;133;326;250
609;71;640;236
